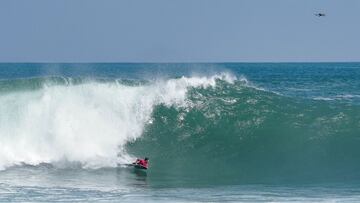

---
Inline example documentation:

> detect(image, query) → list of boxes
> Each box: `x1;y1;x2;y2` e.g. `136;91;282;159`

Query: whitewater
0;63;360;202
0;73;236;170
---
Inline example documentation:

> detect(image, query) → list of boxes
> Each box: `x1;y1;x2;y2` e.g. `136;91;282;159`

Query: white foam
313;97;334;101
335;94;360;99
0;73;237;170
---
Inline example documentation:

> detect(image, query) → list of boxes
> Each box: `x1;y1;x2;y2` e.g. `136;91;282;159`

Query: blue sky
0;0;359;62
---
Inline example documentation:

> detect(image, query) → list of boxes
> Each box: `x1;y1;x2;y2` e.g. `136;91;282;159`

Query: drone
314;13;326;17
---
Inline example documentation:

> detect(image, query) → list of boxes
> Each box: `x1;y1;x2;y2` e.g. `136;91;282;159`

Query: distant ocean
0;63;360;202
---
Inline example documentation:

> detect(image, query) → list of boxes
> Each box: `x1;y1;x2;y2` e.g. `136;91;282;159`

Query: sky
0;0;359;62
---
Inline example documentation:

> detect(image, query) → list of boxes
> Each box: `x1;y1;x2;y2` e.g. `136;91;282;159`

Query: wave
126;77;360;183
1;73;360;184
0;73;237;170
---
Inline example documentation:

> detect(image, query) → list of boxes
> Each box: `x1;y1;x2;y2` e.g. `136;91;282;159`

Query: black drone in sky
314;13;326;17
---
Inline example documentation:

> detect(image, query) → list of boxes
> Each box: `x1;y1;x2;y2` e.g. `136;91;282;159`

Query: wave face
126;78;360;184
1;63;360;184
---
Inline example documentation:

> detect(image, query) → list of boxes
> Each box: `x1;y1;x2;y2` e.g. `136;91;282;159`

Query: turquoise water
0;63;360;201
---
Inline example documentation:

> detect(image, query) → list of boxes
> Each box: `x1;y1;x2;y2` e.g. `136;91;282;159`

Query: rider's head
145;157;149;161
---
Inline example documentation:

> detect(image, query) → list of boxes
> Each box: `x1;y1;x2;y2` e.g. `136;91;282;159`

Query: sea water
0;63;360;202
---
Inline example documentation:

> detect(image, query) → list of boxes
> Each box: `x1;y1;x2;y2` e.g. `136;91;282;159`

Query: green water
0;63;360;201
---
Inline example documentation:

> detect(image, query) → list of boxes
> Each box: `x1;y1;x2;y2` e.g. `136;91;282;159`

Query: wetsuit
136;159;148;168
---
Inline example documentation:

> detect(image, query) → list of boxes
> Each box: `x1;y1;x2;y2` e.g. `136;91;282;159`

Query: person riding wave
133;157;149;168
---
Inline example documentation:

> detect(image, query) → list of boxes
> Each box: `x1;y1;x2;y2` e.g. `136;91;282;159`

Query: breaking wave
1;73;360;184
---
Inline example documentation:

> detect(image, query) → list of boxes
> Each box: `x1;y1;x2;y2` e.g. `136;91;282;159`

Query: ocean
0;63;360;202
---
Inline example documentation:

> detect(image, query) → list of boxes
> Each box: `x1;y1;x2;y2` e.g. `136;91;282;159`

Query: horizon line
0;61;360;64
